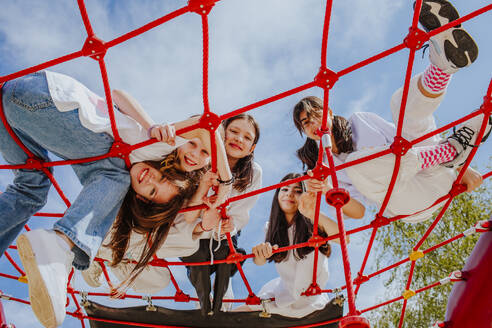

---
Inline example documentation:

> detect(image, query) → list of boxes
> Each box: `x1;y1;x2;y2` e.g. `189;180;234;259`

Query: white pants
345;74;456;223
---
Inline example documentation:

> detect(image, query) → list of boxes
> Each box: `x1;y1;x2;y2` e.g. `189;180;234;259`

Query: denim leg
54;158;129;270
1;72;130;269
0;124;52;254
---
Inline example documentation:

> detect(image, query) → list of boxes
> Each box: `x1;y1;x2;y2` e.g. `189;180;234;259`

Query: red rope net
0;1;491;327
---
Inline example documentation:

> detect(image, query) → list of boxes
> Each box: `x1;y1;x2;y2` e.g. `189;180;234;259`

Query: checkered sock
417;142;458;170
421;63;452;94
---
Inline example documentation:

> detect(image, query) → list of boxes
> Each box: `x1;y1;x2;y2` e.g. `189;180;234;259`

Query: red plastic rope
0;1;491;327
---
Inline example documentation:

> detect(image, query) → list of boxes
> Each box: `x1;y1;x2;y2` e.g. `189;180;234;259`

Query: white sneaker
81;261;103;288
17;229;74;328
443;113;492;169
419;0;478;73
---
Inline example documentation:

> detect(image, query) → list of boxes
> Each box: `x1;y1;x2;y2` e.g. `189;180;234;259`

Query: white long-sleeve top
256;225;330;318
200;161;262;239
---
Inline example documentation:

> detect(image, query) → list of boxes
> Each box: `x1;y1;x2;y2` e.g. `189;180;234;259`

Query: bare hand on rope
298;191;317;219
202;183;232;210
201;207;221;231
149;124;176;145
305;169;333;194
458;166;483;192
252;242;278;266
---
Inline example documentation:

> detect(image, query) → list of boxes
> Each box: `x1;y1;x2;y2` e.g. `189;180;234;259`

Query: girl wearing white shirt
181;114;262;316
0;71;231;327
82;114;262;313
292;1;488;223
234;173;340;318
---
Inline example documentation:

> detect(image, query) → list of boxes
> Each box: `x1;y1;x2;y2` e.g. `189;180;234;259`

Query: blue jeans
0;72;130;270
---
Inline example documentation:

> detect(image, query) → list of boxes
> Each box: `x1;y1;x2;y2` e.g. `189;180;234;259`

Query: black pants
181;237;245;316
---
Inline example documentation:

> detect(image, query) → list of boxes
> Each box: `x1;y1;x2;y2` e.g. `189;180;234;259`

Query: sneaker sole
419;0;460;31
444;29;479;68
17;235;58;328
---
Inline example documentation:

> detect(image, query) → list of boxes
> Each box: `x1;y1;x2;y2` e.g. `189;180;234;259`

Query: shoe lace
421;44;429;59
450;126;477;149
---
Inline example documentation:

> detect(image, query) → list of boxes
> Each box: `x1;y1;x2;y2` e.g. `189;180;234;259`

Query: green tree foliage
367;177;492;328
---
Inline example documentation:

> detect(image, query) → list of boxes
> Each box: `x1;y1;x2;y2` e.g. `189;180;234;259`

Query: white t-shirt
329;112;396;206
45;71;187;164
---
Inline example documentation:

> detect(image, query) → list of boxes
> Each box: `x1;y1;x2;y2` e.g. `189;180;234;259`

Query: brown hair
293;96;353;169
265;173;331;263
107;156;203;290
222;114;260;192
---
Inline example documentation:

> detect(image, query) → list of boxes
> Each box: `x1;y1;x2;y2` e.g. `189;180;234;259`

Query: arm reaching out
305;170;365;219
298;191;346;244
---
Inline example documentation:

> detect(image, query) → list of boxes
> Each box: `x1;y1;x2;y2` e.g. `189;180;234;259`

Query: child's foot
81;261;103;288
419;0;478;73
17;229;74;328
442;113;492;169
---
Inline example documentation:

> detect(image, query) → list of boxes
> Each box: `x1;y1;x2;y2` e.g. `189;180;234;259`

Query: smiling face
224;118;257;161
176;137;210;172
277;182;303;215
130;162;179;203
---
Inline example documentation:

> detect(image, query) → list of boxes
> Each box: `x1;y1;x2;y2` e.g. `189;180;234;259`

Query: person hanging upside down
233;173;342;318
80;169;223;295
293;0;490;223
0;70;231;327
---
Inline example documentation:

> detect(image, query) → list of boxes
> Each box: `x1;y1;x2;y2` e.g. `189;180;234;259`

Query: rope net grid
0;0;491;327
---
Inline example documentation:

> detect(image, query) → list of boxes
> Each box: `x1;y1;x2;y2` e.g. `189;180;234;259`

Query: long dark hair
222;114;260;192
107;155;203;289
265;173;331;263
293;96;353;170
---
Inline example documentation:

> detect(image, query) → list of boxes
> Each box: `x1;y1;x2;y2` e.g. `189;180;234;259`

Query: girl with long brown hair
233;173;341;318
0;71;231;327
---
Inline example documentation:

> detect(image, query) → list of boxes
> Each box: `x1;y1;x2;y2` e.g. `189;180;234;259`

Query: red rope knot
302;283;322;296
353;273;369;285
108;141;132;160
448;181;467;198
25;157;44;170
174;290;191;302
339;315;370;328
307;234;326;248
325;188;350;208
370;214;390;228
482;95;492;115
403;27;429;50
314;67;339;90
245;293;261;305
149;258;168;267
81;36;107;60
310;162;331;181
188;0;218;15
225;252;244;264
390;136;412;156
199;112;221;132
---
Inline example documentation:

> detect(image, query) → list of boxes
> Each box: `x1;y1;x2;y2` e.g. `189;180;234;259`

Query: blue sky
0;0;491;327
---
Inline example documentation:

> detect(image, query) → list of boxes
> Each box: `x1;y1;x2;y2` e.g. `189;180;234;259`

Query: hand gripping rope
0;0;492;327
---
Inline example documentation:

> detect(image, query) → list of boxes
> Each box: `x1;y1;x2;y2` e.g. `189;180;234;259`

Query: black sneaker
443;113;492;169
